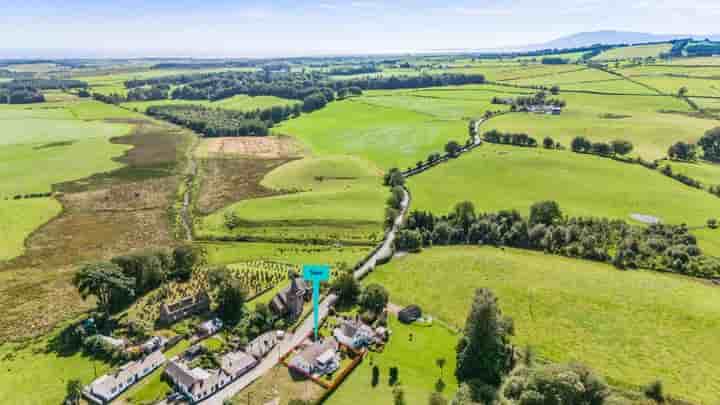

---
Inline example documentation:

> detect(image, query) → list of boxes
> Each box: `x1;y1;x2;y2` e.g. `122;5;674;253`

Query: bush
389;366;399;386
644;380;665;402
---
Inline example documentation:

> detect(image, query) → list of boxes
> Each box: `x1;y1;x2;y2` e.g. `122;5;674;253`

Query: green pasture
365;246;720;403
0;330;112;405
504;67;656;94
408;144;720;227
630;74;720;96
275;98;466;169
197;156;387;244
121;94;299;113
0;198;62;261
327;316;459;405
593;43;672;60
486;92;713;159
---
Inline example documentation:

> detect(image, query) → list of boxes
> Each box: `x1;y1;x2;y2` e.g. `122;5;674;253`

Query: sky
2;0;720;58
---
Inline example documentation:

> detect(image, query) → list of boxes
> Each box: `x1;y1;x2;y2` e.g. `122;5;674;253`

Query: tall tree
73;262;135;315
455;288;514;387
699;127;720;162
529;201;562;226
453;201;476;234
360;284;389;314
217;279;247;326
330;272;361;306
65;379;83;405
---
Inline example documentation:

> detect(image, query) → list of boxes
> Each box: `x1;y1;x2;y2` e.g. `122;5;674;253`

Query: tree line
146;104;290;137
395;200;720;279
483;129;538;147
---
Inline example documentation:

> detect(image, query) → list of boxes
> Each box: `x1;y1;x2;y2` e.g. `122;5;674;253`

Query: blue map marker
303;264;330;340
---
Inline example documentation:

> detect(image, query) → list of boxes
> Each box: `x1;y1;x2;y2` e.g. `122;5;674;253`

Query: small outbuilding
398;305;422;324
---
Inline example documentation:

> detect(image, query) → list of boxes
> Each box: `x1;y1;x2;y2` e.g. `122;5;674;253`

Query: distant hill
515;30;720;52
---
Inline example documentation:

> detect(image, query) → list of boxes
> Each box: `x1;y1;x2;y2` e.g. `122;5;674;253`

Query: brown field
196;157;296;214
196;135;303;159
0;118;192;342
195;135;304;214
230;365;325;405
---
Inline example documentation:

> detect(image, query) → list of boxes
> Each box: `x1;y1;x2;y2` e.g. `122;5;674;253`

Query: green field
0;100;140;261
365;246;720;403
0;329;112;405
486;92;713;159
408;144;720;227
275;98;466;169
121;94;300;113
504;67;656;94
198;156;387;244
0;198;62;260
328;316;459;405
593;43;672;60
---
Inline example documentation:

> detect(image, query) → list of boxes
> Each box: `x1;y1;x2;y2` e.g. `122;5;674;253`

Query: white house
289;338;340;376
85;350;165;404
197;318;223;336
165;351;257;403
333;319;375;350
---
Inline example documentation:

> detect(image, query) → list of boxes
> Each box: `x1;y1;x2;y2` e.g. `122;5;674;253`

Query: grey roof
89;350;165;399
220;351;257;375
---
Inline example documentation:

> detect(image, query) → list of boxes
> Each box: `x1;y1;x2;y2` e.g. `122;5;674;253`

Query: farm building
159;292;210;325
84;350;166;404
289;338;340;376
269;277;310;320
165;350;257;403
398;305;422;324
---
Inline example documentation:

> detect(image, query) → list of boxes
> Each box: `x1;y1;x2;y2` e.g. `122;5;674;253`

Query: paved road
354;187;410;280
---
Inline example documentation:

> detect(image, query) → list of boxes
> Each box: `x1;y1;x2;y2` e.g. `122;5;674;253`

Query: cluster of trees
328;65;381;75
336;86;363;99
330;272;389;321
146;104;299;137
667;141;698;161
484;129;538;147
699;128;720;162
659;164;702;189
0;87;44;104
542;136;562;149
502;362;610;405
396;201;720;278
3;78;87;90
684;41;720;57
126;85;170;101
571;136;634;157
73;245;201;316
540;57;569;65
661;39;691;58
330;73;485;91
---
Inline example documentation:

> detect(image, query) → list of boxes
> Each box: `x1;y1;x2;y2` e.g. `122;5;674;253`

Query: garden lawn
486;92;714;159
365;246;720;403
408;144;720;227
0;198;62;261
327;316;459;405
197;156;387;244
274;98;466;169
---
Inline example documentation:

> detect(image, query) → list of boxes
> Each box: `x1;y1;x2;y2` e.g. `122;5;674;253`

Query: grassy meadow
0;198;62;261
275;98;467;169
486;92;714;159
365;246;720;403
593;43;672;60
198;156;387;244
408;144;720;227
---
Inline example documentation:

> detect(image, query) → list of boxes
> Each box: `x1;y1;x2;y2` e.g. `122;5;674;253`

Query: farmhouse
289;338;340;376
165;351;257;403
333;319;376;350
84;350;166;404
269;277;310;320
159;292;210;325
